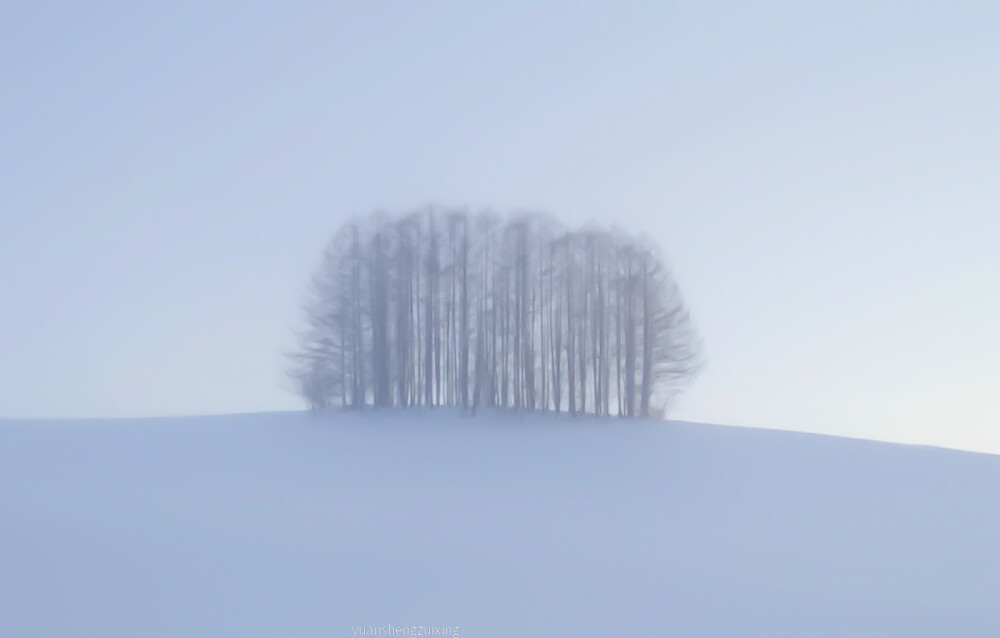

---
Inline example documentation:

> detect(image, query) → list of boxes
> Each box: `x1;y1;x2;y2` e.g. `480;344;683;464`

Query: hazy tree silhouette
291;208;700;418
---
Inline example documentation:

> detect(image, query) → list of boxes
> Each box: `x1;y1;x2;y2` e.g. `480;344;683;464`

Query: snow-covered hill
2;410;998;637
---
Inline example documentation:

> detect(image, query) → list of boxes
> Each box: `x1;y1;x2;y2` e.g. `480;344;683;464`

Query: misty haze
2;2;998;637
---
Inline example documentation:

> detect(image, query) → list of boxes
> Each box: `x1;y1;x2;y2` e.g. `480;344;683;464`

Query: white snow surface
2;409;998;637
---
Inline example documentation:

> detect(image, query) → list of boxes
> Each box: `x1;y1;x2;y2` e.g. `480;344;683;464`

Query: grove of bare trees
291;209;700;418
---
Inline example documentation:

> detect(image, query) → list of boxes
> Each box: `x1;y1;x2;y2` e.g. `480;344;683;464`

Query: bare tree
291;208;700;418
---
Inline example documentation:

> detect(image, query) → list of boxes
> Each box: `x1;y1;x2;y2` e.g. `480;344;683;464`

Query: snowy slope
2;410;998;637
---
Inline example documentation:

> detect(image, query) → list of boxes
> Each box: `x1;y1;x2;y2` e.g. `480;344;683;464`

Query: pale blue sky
2;1;997;452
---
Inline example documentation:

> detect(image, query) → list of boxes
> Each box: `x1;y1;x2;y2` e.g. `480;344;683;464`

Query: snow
2;409;998;637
